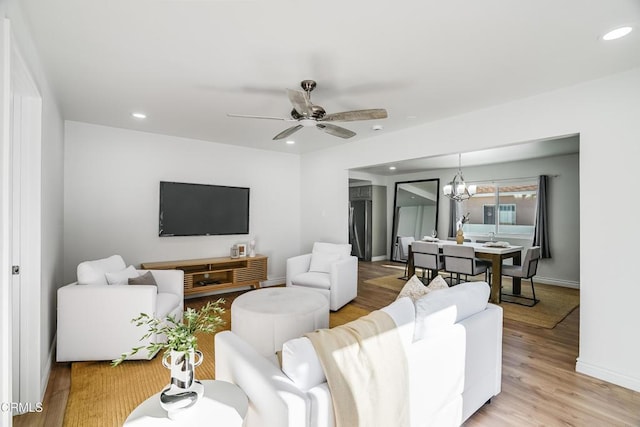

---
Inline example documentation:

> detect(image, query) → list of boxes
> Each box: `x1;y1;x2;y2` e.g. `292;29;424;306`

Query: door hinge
12;265;20;275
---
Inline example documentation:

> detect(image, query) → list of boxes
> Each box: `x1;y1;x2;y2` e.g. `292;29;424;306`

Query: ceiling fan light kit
227;80;388;141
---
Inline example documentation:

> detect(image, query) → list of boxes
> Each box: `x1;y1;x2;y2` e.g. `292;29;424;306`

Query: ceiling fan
227;80;388;140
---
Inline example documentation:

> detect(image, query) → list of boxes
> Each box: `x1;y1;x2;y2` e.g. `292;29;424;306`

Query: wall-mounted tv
159;181;250;237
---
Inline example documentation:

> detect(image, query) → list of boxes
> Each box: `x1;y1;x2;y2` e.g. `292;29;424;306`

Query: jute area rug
63;301;369;427
364;274;580;329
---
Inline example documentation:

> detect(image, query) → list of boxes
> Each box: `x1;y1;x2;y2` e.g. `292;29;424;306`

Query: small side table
123;380;248;426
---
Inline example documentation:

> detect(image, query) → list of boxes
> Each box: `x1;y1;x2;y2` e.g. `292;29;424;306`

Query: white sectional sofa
215;281;503;427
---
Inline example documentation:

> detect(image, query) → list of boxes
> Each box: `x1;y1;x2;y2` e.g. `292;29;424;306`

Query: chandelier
443;153;477;201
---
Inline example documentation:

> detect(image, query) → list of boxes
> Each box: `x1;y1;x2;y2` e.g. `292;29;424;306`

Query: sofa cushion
397;274;448;302
291;272;331;290
128;271;157;286
380;296;415;351
77;255;126;286
281;296;415;390
105;265;139;286
281;336;325;390
157;293;181;319
414;281;490;341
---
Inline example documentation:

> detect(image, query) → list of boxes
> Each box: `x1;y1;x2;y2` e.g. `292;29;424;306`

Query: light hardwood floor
14;261;640;426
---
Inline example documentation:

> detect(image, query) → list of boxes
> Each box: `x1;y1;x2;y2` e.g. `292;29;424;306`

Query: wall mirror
390;179;440;263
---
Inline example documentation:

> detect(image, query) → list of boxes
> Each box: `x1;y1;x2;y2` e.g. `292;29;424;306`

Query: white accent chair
57;254;184;362
286;242;357;311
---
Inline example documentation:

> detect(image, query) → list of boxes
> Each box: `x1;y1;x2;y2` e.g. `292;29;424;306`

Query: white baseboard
533;276;580;289
41;334;56;399
371;255;387;262
576;358;640;392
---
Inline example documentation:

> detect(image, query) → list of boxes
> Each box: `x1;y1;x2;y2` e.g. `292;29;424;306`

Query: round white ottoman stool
231;287;329;357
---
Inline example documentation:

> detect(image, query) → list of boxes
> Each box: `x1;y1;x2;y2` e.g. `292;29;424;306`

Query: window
459;180;538;238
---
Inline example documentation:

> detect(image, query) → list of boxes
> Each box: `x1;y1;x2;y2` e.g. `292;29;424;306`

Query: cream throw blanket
305;310;410;427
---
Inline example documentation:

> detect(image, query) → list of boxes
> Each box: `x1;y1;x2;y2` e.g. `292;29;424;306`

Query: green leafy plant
111;298;226;367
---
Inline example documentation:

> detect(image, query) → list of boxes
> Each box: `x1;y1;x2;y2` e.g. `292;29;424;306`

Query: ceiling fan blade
273;124;304;140
227;113;290;121
321;109;388;122
316;123;356;139
287;89;313;117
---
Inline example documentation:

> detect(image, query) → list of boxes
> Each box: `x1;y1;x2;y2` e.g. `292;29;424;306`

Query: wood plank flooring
14;261;640;426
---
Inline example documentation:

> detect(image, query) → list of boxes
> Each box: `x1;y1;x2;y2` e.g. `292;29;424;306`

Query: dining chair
500;246;541;307
442;244;490;285
411;241;443;283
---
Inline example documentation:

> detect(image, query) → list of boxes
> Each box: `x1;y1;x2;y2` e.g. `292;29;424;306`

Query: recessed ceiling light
389;166;396;170
286;140;295;145
602;26;632;41
372;124;383;131
131;112;147;119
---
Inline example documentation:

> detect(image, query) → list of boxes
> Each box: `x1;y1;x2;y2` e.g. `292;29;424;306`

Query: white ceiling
20;0;640;154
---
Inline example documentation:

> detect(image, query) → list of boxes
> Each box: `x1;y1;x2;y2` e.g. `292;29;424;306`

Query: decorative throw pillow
396;274;449;302
309;251;341;273
396;275;428;302
128;271;157;286
427;275;449;292
105;265;139;285
77;254;126;286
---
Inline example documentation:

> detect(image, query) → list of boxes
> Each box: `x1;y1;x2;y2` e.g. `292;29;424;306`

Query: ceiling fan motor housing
291;105;326;120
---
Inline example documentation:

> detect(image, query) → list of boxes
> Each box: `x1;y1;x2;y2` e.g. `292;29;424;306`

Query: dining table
407;239;524;304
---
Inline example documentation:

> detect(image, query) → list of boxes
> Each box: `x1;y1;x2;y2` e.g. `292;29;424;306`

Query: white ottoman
231;287;329;357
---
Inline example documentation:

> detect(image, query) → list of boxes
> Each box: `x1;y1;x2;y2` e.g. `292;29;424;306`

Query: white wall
64;122;300;285
301;68;640;391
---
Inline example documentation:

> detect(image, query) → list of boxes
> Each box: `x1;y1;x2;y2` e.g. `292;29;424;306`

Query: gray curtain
533;175;551;258
448;198;457;238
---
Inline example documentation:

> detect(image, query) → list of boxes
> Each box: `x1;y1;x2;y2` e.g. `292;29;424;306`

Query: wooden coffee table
123;380;248;426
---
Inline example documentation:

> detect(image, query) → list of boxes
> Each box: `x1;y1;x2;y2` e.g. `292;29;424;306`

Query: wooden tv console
140;255;267;297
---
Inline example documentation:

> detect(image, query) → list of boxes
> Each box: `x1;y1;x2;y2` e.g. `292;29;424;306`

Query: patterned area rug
364;274;580;329
63;300;369;427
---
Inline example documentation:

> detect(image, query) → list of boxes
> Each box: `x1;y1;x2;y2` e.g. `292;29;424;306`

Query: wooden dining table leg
489;254;502;304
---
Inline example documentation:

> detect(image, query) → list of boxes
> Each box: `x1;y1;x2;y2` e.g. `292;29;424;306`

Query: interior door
10;93;21;410
8;43;43;414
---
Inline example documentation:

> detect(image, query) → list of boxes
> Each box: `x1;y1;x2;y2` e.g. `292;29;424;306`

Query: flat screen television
159;181;250;236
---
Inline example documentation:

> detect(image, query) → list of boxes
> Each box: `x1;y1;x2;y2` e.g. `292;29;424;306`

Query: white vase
160;348;204;419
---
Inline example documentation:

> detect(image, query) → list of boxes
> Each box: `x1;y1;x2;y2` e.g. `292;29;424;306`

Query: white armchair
286;242;357;311
56;255;184;362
